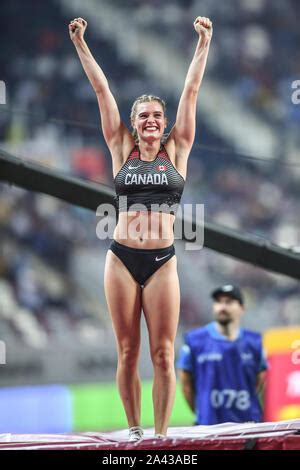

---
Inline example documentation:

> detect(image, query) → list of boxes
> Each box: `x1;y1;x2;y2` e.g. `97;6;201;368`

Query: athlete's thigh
142;256;180;354
104;250;142;344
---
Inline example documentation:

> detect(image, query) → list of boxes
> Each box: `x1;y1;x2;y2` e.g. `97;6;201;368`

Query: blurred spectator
177;285;268;424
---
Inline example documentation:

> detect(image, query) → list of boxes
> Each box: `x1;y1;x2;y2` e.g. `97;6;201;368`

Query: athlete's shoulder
127;143;139;160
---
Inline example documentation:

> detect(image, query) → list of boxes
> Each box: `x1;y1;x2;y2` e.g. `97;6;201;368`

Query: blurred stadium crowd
0;0;300;355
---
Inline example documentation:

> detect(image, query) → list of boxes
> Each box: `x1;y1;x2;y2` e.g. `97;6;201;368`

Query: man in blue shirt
176;285;268;425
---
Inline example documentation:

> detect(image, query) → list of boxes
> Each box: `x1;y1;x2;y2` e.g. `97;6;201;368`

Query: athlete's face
212;295;244;326
132;101;167;142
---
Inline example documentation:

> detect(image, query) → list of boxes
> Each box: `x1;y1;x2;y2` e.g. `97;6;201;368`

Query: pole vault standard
1;149;299;280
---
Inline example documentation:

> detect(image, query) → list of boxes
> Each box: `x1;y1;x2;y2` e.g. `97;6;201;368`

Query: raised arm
69;18;129;154
168;17;213;156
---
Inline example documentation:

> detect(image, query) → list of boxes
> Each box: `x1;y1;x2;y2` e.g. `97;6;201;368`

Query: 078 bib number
211;389;250;410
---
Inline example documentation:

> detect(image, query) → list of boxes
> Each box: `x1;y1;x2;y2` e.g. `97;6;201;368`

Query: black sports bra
114;144;185;214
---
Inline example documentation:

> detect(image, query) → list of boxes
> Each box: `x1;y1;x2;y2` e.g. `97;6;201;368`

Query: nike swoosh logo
155;254;171;262
128;165;141;170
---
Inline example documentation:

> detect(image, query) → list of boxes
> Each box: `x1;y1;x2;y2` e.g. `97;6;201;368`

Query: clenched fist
69;17;88;43
194;16;213;50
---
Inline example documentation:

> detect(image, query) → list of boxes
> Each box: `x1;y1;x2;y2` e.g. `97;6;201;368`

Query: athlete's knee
117;341;140;369
151;342;175;372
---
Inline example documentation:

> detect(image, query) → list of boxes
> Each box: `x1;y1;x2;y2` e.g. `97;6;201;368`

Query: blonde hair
130;94;168;143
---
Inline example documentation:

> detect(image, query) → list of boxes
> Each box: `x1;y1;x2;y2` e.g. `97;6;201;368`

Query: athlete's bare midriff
114;211;175;249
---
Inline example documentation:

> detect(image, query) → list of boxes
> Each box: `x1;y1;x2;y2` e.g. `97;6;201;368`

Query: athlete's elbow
94;85;108;96
184;83;200;97
94;80;110;96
